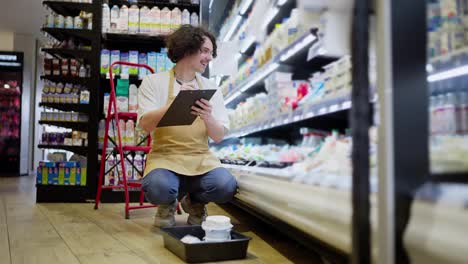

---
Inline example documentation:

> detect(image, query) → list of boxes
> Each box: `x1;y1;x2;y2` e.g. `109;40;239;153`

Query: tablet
157;89;217;127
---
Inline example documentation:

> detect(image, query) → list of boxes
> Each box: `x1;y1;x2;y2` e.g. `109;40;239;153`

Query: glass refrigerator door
0;52;23;176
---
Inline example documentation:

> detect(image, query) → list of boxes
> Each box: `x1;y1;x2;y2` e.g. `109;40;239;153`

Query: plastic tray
161;225;251;263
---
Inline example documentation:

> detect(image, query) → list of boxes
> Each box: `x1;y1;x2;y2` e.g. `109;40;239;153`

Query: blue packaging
129;50;139;75
157;52;166;72
110;50;121;74
121;52;129;75
139;53;148;78
37;166;42;184
39;161;56;168
147;52;157;73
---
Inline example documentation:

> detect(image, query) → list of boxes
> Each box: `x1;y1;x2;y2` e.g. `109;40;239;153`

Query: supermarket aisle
0;175;322;264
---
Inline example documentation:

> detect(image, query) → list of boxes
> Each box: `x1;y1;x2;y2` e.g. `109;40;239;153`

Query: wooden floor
0;175;322;264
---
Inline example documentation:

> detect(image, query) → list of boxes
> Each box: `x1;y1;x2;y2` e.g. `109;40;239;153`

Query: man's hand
191;98;213;122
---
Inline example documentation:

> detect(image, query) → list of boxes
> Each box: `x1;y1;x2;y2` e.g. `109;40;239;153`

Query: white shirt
137;71;230;130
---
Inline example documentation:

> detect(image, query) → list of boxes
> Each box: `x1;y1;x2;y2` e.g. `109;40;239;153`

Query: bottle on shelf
129;5;140;34
182;9;190;25
190;12;199;27
139;6;151;34
170;7;182;33
161;7;171;35
110;5;120;31
102;4;110;33
120;5;130;33
150;6;161;35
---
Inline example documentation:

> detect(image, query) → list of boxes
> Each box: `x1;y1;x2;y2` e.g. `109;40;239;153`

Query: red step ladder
94;61;180;219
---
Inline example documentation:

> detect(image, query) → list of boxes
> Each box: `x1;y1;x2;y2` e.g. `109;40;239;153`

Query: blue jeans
141;167;237;205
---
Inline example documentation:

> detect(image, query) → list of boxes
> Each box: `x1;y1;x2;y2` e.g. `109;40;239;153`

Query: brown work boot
180;195;207;225
153;200;177;228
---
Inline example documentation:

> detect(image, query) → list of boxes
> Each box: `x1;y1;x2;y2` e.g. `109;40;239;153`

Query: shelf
40;75;91;85
101;32;166;46
42;27;95;42
101;74;143;82
43;1;95;16
39;102;89;113
41;48;93;59
224;30;324;106
226;95;352;139
108;0;200;13
430;172;468;184
38;144;88;156
39;120;88;131
36;184;88;203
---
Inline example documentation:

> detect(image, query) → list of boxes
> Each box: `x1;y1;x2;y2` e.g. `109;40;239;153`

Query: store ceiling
0;0;45;38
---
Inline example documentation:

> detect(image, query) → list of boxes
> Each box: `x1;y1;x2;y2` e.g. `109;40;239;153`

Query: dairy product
150;7;161;35
157;52;165;72
110;5;119;31
129;50;139;75
138;53;147;78
102;4;110;32
182;9;190;25
147;52;157;73
110;50;121;74
139;6;151;34
161;7;171;34
129;84;138;112
100;49;110;74
128;5;139;33
121;52;129;75
170;7;182;33
125;120;135;147
118;5;129;32
190;12;199;27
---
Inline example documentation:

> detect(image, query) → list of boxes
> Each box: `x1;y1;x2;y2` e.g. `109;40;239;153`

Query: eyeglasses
200;48;214;57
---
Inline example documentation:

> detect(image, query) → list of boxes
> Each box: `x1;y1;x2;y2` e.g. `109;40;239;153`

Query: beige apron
143;69;222;176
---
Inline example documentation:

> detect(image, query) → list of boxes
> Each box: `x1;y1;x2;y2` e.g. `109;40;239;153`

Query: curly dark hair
166;25;217;63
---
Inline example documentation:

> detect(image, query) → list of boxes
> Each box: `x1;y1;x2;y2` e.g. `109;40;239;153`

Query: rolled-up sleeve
137;75;161;126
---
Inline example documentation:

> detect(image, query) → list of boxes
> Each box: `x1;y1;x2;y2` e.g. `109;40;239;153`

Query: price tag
319;107;327;115
342;100;352;109
305;111;315;118
329;104;339;112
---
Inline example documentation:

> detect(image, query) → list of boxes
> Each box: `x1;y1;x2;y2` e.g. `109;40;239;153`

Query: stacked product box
36;161;87;186
100;48;174;77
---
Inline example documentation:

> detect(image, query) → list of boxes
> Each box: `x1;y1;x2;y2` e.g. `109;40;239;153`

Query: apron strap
168;68;175;102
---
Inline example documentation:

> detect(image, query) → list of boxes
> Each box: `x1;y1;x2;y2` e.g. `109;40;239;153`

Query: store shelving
108;0;200;13
100;73;143;83
224;30;334;105
39;120;89;131
430;172;468;184
40;75;91;85
39;102;89;113
38;144;88;156
226;95;352;139
101;32;166;46
41;48;93;60
42;27;95;42
43;1;94;16
36;184;88;202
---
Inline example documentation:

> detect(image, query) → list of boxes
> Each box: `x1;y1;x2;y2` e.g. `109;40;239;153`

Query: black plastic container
161;225;251;263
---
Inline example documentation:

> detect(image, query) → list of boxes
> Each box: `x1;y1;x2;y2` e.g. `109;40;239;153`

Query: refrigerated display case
0;51;23;176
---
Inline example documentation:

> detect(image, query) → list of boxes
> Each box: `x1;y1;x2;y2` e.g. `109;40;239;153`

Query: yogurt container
201;215;233;242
